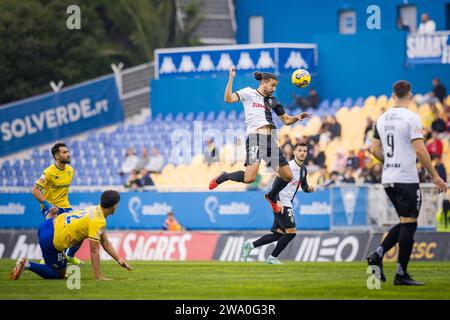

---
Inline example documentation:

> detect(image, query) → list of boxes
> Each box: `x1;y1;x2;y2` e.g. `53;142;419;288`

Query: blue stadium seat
331;98;342;109
154;113;163;121
185;112;194;121
195;112;205;121
238;111;245;120
343;97;353;107
227;110;237;120
175;112;184;121
319;99;330;110
354;97;364;106
206;111;215;121
164;113;173;122
216;110;226;121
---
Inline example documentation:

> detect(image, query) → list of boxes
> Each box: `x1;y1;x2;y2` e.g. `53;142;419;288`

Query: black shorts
245;133;288;169
384;183;422;218
271;206;296;232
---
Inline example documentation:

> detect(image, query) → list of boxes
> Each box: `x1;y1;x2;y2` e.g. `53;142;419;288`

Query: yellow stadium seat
364;95;377;108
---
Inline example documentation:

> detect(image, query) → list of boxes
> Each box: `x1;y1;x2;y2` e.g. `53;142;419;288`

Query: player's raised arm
224;66;240;103
100;232;132;271
278;112;311;126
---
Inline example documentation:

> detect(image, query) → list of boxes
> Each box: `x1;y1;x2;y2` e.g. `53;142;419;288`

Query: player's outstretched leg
9;258;27;280
241;233;282;262
266;233;296;265
394;222;424;286
265;176;292;213
9;258;64;280
209;171;244;190
367;223;402;282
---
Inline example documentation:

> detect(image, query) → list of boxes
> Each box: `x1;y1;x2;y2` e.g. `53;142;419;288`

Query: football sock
397;222;417;275
252;233;283;248
66;244;81;258
217;171;245;184
266;176;290;201
378;223;402;257
29;262;62;279
272;233;296;257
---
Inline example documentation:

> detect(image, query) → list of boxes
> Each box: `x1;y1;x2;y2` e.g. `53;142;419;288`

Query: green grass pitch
1;260;450;299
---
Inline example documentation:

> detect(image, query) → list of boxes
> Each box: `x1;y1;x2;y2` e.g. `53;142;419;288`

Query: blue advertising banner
0;190;330;230
406;31;450;65
0;76;124;157
155;43;317;79
331;186;368;228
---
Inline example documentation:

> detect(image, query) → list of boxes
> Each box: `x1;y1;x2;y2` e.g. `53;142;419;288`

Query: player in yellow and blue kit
31;142;81;265
10;190;132;280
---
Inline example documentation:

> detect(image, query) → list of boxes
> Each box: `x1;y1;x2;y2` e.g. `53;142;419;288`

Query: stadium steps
177;0;236;44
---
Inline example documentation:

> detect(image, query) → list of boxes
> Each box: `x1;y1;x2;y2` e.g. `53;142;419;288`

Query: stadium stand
1;94;449;190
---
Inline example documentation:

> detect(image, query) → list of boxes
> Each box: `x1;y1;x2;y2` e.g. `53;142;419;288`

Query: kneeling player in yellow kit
10;190;132;280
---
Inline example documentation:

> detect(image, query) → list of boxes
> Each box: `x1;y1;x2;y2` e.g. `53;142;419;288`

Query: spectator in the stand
345;150;360;170
445;107;450;133
332;148;347;173
135;147;150;172
417;13;436;34
433;155;447;182
162;212;183;231
311;143;326;168
323;171;342;187
146;147;165;174
282;143;294;161
432;78;447;105
357;147;368;169
281;134;294;150
417;78;447;106
368;163;382;184
290;88;320;111
426;131;443;159
431;111;446;133
120;148;139;177
328;116;341;140
358;167;371;183
204;138;218;165
364;117;374;144
342;168;356;183
126;171;141;190
139;168;154;186
316;166;328;185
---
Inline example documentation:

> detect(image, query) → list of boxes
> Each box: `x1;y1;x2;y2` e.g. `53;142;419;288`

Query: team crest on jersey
268;98;272;104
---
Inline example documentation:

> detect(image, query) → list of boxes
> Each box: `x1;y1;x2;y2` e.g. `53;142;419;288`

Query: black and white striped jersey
235;87;286;134
279;159;311;208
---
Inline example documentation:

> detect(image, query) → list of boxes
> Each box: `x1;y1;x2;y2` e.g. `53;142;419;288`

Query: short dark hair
51;142;67;160
295;142;308;150
100;190;121;209
393;80;412;98
254;71;278;82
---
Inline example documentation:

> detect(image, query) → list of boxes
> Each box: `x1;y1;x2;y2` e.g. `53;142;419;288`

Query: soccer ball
291;69;311;88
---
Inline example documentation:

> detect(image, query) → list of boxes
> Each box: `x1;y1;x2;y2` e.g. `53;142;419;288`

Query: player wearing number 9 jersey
366;80;447;286
10;190;133;281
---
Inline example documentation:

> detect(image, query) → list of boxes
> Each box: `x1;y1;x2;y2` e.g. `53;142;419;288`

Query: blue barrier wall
235;0;450;100
0;76;124;157
0;190;338;230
